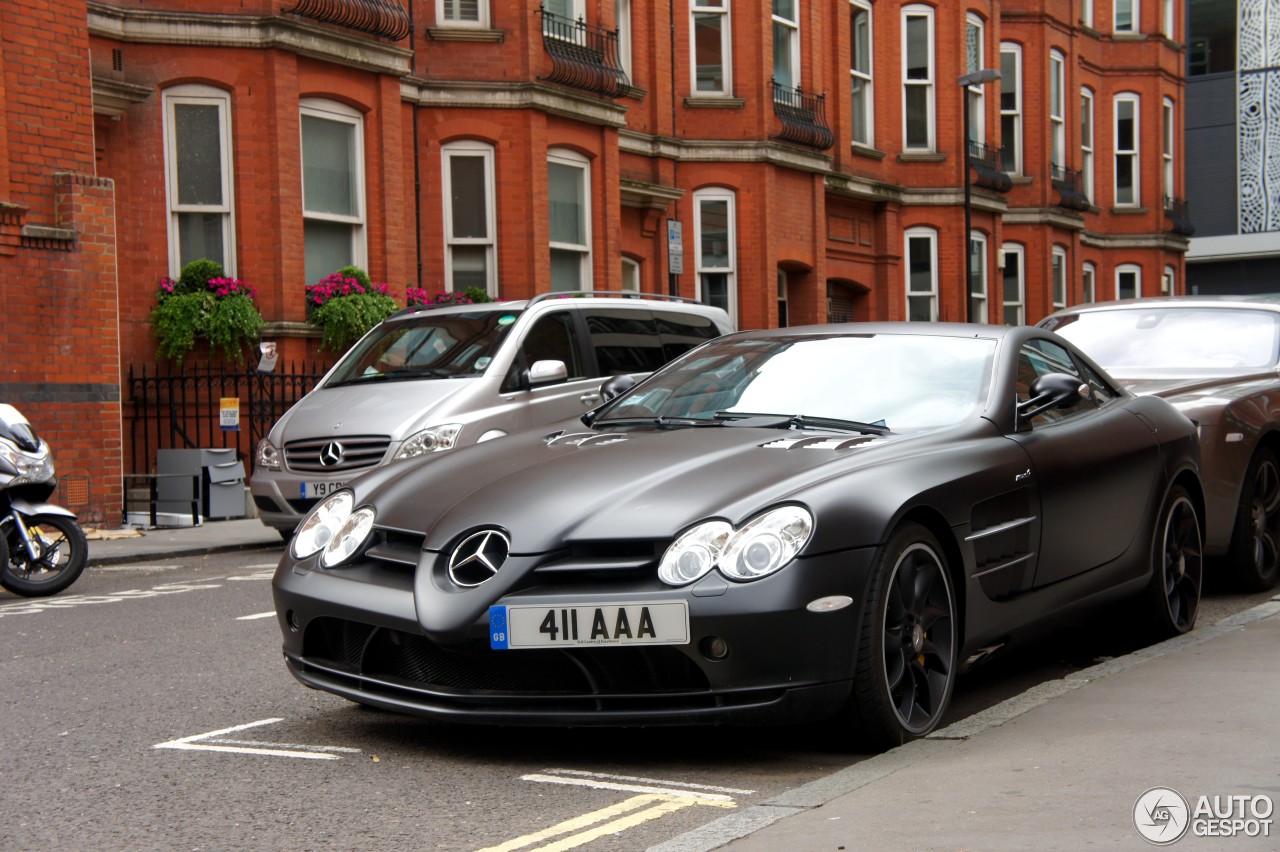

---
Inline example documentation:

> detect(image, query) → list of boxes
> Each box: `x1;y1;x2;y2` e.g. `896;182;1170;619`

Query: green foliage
337;265;373;289
308;290;399;352
462;286;494;303
175;259;225;295
150;259;263;365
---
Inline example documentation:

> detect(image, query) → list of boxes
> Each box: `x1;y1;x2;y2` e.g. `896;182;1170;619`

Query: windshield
1049;308;1280;374
325;309;522;386
598;333;997;432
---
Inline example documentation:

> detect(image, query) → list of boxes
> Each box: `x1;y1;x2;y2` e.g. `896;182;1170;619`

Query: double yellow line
477;792;735;852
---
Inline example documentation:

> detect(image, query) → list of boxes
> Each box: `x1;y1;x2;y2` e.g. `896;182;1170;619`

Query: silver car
1040;295;1280;590
251;293;733;537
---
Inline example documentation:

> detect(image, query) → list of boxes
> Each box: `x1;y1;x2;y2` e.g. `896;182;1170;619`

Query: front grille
302;617;710;698
285;435;391;473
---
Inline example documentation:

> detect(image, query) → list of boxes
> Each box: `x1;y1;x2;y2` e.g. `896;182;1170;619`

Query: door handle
579;393;601;404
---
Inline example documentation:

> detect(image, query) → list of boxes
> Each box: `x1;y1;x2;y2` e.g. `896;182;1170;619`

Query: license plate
489;602;689;649
302;480;346;499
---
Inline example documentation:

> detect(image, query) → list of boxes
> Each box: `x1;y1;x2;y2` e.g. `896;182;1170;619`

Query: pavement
85;520;1280;851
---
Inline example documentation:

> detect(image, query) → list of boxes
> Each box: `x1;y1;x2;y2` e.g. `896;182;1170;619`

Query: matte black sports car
272;323;1204;749
1041;296;1280;591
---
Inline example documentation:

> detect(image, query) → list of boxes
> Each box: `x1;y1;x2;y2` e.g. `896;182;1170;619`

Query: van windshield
324;309;523;386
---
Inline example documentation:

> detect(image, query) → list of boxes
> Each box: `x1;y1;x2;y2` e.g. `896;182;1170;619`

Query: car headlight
292;491;354;559
393;424;463;461
658;506;813;586
319;506;376;567
658;521;732;585
255;438;281;471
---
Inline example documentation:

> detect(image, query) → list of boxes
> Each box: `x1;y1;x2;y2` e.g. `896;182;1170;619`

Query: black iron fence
125;361;332;478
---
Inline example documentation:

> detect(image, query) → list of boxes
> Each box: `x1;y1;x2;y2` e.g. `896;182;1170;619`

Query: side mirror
525;359;568;388
600;373;636;401
1017;372;1089;420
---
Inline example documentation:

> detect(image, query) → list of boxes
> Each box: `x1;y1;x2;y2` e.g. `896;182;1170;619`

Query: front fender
8;498;77;520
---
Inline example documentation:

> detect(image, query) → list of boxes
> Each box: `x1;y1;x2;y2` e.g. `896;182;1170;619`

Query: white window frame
300;98;367;284
777;268;789;327
969;231;988;324
965;15;988;146
548;147;592;292
694;187;738;327
1116;263;1142;300
1049;50;1066;172
904;226;939;321
1162;96;1175;205
1051;245;1068;311
1115;0;1138;34
902;5;936;151
1162;265;1175;296
1002;244;1026;326
436;0;488;28
1162;0;1174;39
772;0;801;93
850;1;874;148
1082;261;1097;303
621;256;640;292
690;0;732;96
1082;0;1094;28
616;0;632;77
441;140;497;296
1114;93;1141;207
1000;43;1022;174
1081;87;1095;203
162;84;236;278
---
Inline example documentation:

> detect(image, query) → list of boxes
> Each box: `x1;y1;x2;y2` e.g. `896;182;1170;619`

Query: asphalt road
1;548;1272;851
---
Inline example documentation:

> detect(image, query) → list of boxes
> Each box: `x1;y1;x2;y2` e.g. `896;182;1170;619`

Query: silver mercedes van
249;292;732;536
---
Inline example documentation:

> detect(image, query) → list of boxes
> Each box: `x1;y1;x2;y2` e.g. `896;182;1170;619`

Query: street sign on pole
667;219;683;275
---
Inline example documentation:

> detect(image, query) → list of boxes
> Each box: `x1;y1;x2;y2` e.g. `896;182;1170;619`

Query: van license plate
303;481;346;499
489;602;689;649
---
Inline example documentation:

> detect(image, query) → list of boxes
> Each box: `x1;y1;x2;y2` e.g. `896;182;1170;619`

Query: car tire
1226;448;1280;591
1145;484;1203;638
845;522;958;752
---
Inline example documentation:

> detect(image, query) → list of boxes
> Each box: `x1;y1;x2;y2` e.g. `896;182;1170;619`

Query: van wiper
592;415;722;428
334;368;454;385
715;411;890;435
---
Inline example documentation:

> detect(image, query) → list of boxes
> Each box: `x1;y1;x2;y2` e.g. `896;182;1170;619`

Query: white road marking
97;564;184;572
154;718;360;761
228;569;276;580
0;582;221;619
235;611;276;621
522;773;734;803
539;768;755;796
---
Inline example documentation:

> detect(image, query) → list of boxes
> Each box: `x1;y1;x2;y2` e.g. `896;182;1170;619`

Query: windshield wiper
333;368;454;386
715;411;890;435
592;415;722;428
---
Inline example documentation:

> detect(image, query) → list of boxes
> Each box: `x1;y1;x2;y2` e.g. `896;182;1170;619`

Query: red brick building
0;0;1189;524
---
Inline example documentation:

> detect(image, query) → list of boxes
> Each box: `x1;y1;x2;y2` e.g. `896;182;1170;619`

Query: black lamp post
958;68;1001;323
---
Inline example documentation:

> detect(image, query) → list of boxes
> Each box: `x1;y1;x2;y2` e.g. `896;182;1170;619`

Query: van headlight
393;424;462;461
658;506;813;586
256;438;281;471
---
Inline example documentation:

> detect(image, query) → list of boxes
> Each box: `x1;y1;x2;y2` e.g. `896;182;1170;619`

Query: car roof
1045;294;1280;318
384;291;731;323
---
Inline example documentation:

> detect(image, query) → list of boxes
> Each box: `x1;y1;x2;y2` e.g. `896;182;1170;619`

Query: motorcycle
0;404;88;597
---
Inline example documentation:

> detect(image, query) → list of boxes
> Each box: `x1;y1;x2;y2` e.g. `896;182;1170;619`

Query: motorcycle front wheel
1;514;88;597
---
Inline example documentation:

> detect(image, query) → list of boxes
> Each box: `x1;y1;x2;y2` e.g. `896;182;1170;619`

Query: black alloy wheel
1146;484;1203;638
1228;448;1280;591
847;522;957;751
0;515;88;597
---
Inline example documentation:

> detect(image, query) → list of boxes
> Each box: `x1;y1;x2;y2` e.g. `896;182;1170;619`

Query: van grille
285;435;391;473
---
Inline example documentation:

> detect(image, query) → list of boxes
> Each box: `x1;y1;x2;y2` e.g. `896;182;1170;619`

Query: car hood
1113;371;1277;406
363;424;929;554
271;378;473;441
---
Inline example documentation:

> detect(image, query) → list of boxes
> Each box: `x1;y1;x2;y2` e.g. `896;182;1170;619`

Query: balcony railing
283;0;410;41
1051;164;1090;210
537;7;631;99
1164;196;1196;236
771;80;835;151
967;140;1012;193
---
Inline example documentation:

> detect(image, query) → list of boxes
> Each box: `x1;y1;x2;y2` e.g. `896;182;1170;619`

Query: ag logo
1134;787;1190;845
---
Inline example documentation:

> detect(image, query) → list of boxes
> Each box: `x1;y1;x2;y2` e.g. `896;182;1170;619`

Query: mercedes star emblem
448;529;511;587
319;441;345;467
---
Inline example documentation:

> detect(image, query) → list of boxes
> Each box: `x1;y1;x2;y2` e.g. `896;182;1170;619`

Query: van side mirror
525;359;568;388
1017;372;1089;421
600;374;636;401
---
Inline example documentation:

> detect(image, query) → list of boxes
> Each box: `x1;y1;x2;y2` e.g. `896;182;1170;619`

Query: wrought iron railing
537;7;631;98
967;140;1011;192
1163;196;1195;235
283;0;411;41
771;80;834;150
1050;163;1090;210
